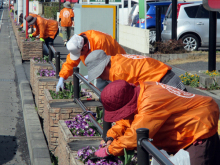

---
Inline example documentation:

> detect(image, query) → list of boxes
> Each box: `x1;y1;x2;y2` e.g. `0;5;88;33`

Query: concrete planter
10;17;43;60
149;52;208;63
30;58;63;94
20;37;43;60
33;70;73;118
30;59;53;94
43;89;101;155
58;120;102;165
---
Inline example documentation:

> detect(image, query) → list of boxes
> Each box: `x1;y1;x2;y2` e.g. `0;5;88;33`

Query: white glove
56;77;64;92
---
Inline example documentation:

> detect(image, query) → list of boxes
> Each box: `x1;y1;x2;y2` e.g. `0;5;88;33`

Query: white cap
66;34;84;60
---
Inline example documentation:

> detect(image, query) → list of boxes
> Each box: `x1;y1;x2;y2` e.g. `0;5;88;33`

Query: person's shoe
64;41;67;46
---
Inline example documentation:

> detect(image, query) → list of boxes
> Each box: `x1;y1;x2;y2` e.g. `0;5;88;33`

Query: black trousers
45;29;59;48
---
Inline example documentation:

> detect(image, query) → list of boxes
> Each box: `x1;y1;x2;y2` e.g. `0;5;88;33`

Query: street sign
203;0;220;11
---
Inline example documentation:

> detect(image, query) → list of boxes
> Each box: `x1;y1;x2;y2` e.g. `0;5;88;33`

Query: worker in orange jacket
85;50;186;90
59;1;74;46
19;13;41;29
56;30;126;92
26;15;59;48
94;80;220;165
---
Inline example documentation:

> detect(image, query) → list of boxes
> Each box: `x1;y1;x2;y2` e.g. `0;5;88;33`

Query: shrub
179;72;200;87
154;39;188;54
43;2;64;20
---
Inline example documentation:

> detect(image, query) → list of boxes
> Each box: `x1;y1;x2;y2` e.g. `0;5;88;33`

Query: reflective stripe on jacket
59;8;74;27
59;30;126;80
32;17;58;39
109;54;172;84
107;81;219;156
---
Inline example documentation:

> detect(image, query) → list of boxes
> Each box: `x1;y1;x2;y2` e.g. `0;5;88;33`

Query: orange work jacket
59;30;126;80
109;54;172;85
59;8;74;27
32;17;58;39
107;81;219;156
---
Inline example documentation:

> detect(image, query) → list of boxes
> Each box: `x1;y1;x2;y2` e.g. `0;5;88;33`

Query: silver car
162;1;220;51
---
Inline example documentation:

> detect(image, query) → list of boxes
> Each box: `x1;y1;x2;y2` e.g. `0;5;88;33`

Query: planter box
43;89;101;154
58;120;102;165
30;59;54;94
30;58;63;94
10;20;43;60
34;70;73;118
20;38;43;60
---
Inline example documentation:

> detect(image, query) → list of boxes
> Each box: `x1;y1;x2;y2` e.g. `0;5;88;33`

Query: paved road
0;7;30;165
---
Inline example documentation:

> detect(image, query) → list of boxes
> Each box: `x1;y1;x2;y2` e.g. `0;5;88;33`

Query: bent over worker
26;16;59;48
85;50;186;90
94;80;220;165
56;30;126;92
59;1;74;46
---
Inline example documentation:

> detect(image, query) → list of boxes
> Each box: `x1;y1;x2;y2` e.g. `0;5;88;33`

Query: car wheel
149;28;156;43
181;34;199;51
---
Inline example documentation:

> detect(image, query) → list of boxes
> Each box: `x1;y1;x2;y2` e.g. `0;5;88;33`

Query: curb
8;23;52;164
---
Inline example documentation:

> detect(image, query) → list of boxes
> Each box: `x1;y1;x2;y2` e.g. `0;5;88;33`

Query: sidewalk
0;8;30;164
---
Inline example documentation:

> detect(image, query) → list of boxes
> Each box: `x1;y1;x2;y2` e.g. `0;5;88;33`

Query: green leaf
124;149;135;165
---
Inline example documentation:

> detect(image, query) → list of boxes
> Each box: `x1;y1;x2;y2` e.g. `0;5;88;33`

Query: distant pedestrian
59;1;74;46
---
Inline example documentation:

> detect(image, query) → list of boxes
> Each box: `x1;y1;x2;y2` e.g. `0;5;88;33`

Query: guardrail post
56;52;60;79
49;42;53;62
136;128;149;165
73;67;80;99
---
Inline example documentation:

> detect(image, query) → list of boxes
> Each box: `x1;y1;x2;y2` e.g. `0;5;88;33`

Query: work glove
94;147;110;158
29;34;33;38
56;77;64;92
40;38;45;42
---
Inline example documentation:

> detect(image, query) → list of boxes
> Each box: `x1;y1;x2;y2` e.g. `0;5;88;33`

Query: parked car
131;1;171;43
161;1;219;51
128;0;162;26
118;0;138;8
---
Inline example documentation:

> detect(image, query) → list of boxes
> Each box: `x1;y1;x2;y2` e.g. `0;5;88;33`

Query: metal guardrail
136;128;174;165
73;67;112;139
48;42;60;79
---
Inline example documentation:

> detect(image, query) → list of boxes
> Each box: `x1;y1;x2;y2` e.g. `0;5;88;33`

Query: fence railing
136;128;174;165
73;67;112;139
48;42;60;79
73;67;174;163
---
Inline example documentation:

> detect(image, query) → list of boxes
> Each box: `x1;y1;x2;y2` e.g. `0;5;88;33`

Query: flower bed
30;57;63;94
44;89;101;155
180;70;220;90
58;119;103;165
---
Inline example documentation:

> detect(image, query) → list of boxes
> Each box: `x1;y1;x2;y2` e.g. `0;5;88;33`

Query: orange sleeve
106;120;131;139
108;111;170;156
59;54;81;80
32;25;39;37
